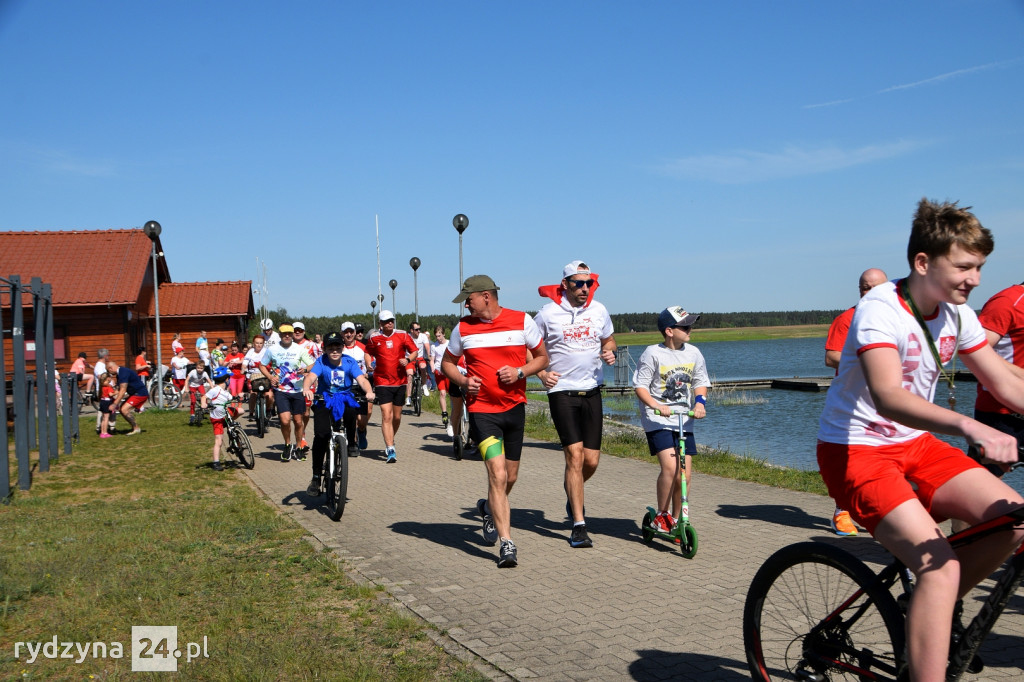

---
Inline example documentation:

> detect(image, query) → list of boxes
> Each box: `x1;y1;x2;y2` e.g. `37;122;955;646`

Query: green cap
453;275;500;303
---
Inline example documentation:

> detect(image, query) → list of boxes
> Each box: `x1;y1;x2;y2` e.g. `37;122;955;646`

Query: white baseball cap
341;321;356;332
562;260;591;279
292;321;305;331
379;310;396;322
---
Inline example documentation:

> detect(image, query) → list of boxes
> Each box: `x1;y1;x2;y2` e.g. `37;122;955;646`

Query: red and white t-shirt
365;330;417;387
975;283;1024;414
446;308;543;413
818;280;987;446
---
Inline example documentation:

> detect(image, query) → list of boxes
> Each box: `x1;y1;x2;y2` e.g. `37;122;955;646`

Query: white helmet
261;318;273;329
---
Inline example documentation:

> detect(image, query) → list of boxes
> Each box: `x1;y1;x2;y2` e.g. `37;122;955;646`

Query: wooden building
0;229;253;373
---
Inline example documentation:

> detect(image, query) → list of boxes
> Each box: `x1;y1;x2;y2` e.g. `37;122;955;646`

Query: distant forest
247;308;845;339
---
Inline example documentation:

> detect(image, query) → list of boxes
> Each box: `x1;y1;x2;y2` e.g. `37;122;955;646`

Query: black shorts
469;403;526;462
374;385;406;407
548;388;603;449
273;390;306;416
970;410;1024;476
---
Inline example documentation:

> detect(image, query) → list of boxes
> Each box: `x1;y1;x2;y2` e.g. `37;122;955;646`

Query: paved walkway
240;405;1023;681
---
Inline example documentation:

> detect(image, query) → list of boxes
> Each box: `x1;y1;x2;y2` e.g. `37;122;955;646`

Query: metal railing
2;274;70;502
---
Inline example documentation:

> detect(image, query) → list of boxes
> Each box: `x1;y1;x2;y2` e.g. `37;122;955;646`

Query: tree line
248;307;845;340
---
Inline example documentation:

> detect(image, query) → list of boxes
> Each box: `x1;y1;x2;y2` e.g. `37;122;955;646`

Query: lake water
600;337;1024;495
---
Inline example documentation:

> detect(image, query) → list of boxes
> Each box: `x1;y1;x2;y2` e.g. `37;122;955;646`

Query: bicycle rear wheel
413;384;422;417
232;426;255;469
744;542;905;682
327;434;348;521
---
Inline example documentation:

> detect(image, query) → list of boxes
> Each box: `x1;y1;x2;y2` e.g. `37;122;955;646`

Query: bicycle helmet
212;366;230;381
260;318;273;329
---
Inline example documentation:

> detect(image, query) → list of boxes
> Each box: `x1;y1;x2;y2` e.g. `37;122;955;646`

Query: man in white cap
341;320;373;455
364;310;418;463
261;318;281;349
534;260;616;549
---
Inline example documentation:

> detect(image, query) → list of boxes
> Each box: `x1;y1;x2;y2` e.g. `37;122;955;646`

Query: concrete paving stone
240;406;1024;680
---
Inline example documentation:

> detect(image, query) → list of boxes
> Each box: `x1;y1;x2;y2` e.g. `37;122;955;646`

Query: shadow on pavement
628;650;749;681
389;520;499;561
716;503;827;531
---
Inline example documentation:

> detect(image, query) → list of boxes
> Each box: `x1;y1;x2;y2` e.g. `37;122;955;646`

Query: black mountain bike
743;461;1024;681
311;396;349;521
250;376;271;438
410;370;423;417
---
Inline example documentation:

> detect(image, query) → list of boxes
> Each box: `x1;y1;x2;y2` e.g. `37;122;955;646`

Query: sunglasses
672;325;692;332
566;279;595;289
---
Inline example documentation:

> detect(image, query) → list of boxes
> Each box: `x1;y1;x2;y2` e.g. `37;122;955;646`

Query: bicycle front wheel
413;388;422;417
744;542;905;682
327;434;348;521
255;401;266;438
232;427;255;469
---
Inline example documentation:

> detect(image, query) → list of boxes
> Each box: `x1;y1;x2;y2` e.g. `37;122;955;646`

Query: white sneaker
404;397;411;406
446;423;454;438
422;385;430;397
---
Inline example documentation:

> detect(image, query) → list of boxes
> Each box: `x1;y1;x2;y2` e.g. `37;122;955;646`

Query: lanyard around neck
900;278;961;406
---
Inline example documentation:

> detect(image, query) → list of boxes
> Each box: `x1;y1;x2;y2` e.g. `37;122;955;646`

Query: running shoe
127;428;142;436
650;512;673;534
349;446;360;458
306;476;321;495
386;446;397;463
441;412;449;426
292;447;307;462
281;445;292;462
99;432;112;439
497;539;518;568
300;438;309;451
357;429;368;450
446;423;454;438
569;524;593;548
831;510;858;536
404;397;411;407
96;426;102;435
212;461;224;471
422;385;430;397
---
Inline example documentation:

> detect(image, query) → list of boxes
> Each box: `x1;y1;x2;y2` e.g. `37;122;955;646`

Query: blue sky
2;1;1023;319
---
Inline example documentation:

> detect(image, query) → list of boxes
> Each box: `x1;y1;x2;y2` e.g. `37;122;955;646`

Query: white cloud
657;140;928;184
878;58;1023;94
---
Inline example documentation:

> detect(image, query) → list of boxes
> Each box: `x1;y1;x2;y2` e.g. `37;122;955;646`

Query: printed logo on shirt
659;363;695;404
938;335;956;364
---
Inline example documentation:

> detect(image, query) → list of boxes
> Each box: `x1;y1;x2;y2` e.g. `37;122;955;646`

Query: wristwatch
516;367;525;380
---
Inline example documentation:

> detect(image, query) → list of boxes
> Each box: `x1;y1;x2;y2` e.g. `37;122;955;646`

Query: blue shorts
646;430;696;457
273;389;306;416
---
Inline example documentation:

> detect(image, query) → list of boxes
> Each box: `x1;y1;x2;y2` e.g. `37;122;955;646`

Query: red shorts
817;433;984;534
124;395;148;410
211;418;226;435
434;371;450;392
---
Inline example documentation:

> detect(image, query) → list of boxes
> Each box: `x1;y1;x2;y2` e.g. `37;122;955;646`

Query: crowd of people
68;197;1024;679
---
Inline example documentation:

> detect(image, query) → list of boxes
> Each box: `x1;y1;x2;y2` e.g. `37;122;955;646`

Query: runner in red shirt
364;310;418;462
442;275;548;568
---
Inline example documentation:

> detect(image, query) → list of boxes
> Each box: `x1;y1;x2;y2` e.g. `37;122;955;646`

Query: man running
534;260;616;548
442;275;549;568
365;310;417;463
404;321;433;406
823;267;888;536
259;324;314;462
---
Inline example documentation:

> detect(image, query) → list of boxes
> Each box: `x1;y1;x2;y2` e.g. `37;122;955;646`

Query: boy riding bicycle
817;198;1024;681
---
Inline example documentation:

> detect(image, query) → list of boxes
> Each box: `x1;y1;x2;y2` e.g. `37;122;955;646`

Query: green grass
1;411;485;682
615;323;830;346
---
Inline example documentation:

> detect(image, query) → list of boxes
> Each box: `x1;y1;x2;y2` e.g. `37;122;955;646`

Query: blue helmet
212;366;230;381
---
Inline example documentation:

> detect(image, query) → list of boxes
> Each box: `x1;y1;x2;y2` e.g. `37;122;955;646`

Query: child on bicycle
632;306;709;535
97;372;117;439
301;331;375;496
817;198;1024;681
186;362;212;425
201;367;234;471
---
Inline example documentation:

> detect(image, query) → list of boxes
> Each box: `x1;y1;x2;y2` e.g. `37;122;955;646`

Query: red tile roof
0;229;167;306
151;281;254;318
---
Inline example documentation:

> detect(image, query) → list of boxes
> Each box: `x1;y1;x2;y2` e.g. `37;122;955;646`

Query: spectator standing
171;332;184;355
534;260;616;548
442;275;549;568
224;341;246;396
169;348;190;392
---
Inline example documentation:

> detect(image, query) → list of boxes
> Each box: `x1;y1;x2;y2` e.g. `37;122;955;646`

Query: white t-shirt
186;369;211;390
243;347;267;376
412;332;431;364
343;343;368;374
632;343;710;433
262;343;314;393
170;355;190;380
817;280;988;446
430;339;448;373
262;331;281;349
204;385;233;420
534;298;614;392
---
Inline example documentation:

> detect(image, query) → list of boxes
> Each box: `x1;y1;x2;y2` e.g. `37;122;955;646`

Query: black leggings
311;403;357;475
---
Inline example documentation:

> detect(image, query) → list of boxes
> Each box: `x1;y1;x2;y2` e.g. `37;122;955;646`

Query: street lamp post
389;279;398;318
377;293;385;329
370;300;377;329
142;220;163;408
453;214;469;313
409;257;421;322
